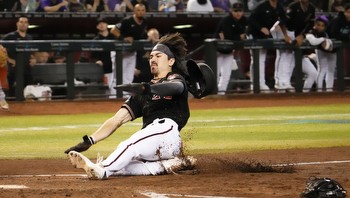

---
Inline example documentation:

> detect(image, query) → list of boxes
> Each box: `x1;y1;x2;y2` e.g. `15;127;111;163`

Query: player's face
134;4;146;19
314;21;326;32
17;17;29;33
96;22;108;32
149;51;174;78
231;9;244;20
345;9;350;22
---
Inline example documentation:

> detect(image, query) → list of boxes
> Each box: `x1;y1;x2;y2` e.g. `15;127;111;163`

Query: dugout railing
0;39;347;100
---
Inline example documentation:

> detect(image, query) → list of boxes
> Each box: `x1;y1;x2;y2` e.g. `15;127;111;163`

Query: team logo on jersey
152;94;172;100
167;74;177;80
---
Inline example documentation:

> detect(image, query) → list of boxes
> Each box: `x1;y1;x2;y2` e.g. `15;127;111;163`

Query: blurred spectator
331;0;349;12
33;52;50;63
20;0;39;12
133;28;159;83
90;17;115;96
186;0;214;12
147;0;158;11
52;52;66;63
214;2;248;94
2;16;36;97
36;0;69;12
247;0;264;11
210;0;231;12
107;0;134;11
0;0;21;11
311;0;329;11
131;0;149;11
159;0;185;12
330;3;350;77
110;3;148;97
248;0;290;92
84;0;110;11
68;0;86;11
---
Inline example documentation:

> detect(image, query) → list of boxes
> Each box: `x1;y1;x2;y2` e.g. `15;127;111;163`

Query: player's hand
284;35;292;44
295;35;304;46
260;27;270;36
64;135;94;154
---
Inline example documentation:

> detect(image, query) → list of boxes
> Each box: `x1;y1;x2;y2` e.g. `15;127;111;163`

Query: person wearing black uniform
65;33;197;179
248;0;291;92
2;16;36;97
273;0;317;92
305;15;336;92
91;17;116;96
330;3;350;77
214;2;248;94
110;3;148;98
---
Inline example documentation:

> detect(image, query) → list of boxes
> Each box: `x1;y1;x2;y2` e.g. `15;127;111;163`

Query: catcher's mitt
300;176;347;198
0;45;8;68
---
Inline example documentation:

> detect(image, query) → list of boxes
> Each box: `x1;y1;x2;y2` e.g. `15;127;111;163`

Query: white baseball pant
101;118;181;176
217;52;235;94
316;50;337;91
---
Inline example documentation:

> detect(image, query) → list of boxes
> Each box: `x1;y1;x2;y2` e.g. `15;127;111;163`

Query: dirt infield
1;92;350;197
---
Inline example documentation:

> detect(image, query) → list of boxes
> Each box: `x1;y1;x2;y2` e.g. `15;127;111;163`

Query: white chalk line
0;185;29;189
0;174;87;178
1;113;349;133
140;191;243;198
273;159;350;167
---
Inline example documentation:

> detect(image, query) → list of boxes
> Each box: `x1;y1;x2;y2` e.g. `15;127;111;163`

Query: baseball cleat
0;99;9;111
68;151;107;180
162;156;197;174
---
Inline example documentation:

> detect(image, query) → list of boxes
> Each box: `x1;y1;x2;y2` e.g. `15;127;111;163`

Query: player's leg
274;49;282;90
325;52;337;92
217;52;233;95
109;51;117;98
258;49;270;91
316;50;327;91
302;57;318;92
122;51;137;84
102;118;181;177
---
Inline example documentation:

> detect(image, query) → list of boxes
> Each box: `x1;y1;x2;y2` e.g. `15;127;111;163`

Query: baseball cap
96;17;108;24
232;2;243;11
315;15;329;25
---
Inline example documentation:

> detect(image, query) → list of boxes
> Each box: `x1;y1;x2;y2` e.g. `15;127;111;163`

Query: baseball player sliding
64;33;215;179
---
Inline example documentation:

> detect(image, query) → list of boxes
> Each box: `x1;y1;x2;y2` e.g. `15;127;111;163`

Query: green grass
0;104;349;159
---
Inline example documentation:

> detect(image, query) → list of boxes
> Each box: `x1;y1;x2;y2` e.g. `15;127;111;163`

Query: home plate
0;185;29;189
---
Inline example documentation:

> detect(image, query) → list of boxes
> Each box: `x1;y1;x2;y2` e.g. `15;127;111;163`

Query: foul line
0;174;86;178
0;185;28;189
273;159;350;167
140;191;244;198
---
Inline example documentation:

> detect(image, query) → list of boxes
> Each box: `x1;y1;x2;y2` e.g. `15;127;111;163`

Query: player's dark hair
157;32;188;76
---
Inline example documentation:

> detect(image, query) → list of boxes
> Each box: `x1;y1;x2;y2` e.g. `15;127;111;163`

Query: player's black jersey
122;72;190;130
248;0;287;39
115;16;148;40
330;11;350;42
286;1;315;36
215;13;248;41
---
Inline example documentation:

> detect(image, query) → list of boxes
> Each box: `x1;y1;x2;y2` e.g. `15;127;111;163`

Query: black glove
64;135;94;154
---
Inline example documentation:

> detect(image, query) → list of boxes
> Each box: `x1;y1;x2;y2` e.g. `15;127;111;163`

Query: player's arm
110;25;121;38
64;108;132;154
305;33;325;46
115;80;185;96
